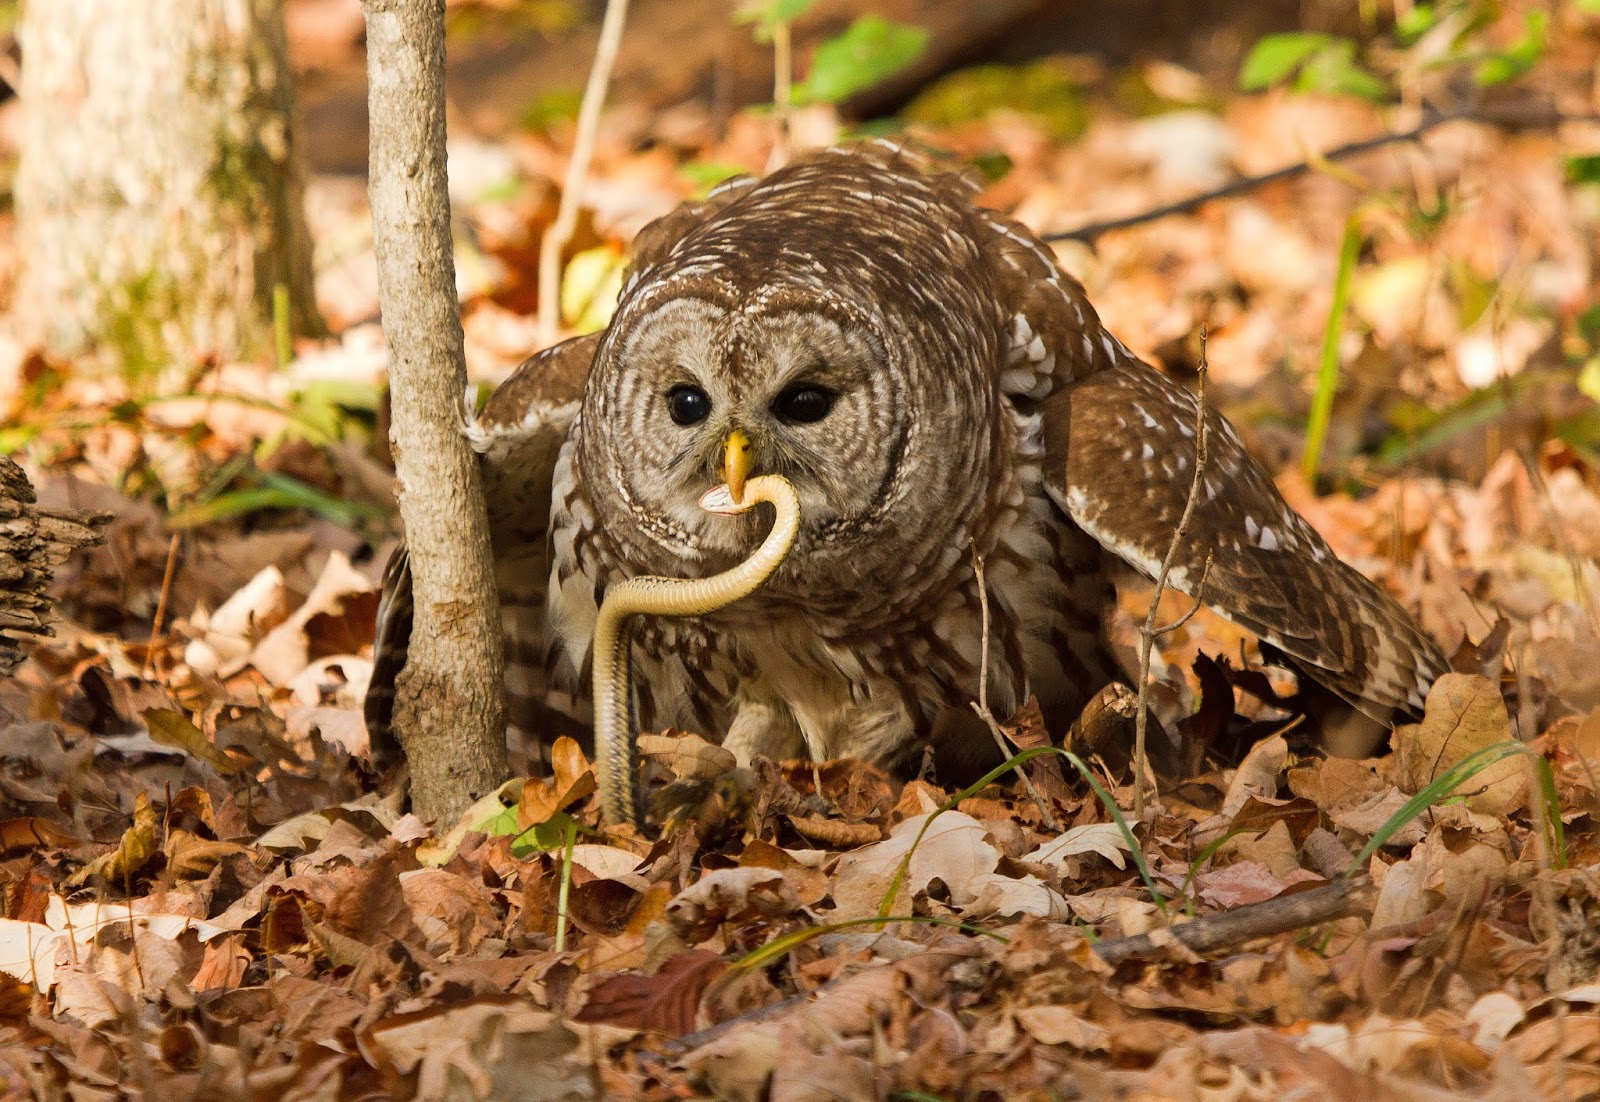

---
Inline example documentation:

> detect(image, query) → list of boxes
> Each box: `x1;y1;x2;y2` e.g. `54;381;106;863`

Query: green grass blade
731;915;1007;975
875;745;1166;919
1348;740;1529;872
1303;213;1361;482
1534;755;1567;870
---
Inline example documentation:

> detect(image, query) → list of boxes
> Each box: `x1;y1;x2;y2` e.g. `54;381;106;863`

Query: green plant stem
554;817;577;953
1303;213;1361;482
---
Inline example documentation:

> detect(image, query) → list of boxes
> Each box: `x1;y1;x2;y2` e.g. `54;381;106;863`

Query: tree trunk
0;457;110;674
363;0;508;824
14;0;322;379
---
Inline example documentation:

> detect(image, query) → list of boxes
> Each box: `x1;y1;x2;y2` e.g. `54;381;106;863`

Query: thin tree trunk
14;0;322;379
363;0;507;823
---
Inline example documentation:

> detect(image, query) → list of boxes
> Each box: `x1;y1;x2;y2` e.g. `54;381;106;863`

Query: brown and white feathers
365;141;1448;776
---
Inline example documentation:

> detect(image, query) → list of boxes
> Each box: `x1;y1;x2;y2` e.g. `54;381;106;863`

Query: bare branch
765;19;793;171
1095;877;1372;965
1133;329;1211;817
970;544;1060;832
1045;102;1599;246
537;0;631;346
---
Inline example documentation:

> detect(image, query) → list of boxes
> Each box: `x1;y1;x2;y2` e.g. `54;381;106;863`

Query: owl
365;141;1448;786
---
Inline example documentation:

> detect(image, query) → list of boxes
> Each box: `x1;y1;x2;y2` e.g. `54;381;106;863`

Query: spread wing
1041;357;1449;730
364;333;599;769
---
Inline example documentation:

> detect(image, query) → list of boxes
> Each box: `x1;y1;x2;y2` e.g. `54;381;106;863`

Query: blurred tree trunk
363;0;508;824
14;0;322;380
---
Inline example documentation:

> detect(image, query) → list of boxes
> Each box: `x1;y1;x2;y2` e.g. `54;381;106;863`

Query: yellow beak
722;430;752;505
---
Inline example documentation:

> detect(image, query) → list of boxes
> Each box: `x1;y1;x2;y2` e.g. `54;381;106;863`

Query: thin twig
143;532;181;681
1094;877;1371;965
1133;330;1211;818
970;545;1060;832
1045;103;1599;245
537;0;631;346
766;19;793;171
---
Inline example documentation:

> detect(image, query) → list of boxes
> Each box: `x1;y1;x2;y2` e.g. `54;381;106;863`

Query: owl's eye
666;384;712;426
772;383;835;424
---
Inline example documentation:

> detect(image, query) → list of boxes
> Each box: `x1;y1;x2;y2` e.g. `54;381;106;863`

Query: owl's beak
721;430;752;505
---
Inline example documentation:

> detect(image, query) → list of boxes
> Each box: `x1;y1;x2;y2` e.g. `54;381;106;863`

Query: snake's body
593;474;801;826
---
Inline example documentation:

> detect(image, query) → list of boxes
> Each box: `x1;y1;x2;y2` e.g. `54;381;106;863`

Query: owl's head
574;149;1025;602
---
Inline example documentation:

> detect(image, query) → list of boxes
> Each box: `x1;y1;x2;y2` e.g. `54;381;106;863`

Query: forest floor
4;3;1600;1100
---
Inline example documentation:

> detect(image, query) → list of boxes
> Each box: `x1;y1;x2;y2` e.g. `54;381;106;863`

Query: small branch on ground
970;545;1060;832
1133;329;1212;818
1094;877;1372;966
537;0;631;346
1046;101;1599;245
364;0;507;823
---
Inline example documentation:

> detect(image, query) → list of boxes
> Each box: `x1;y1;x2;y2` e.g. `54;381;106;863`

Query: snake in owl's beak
721;429;752;506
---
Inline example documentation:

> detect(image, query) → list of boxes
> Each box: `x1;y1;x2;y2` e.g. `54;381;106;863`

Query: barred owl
366;142;1448;782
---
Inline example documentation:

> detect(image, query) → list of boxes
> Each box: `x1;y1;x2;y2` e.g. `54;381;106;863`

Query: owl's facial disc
596;294;902;568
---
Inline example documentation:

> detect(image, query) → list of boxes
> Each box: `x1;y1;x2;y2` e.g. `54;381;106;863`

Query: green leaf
1294;39;1390;102
520;87;583;133
1393;3;1438;46
1579;357;1600;405
165;470;384;530
678;160;751;197
480;805;521;837
795;15;928;105
1566;154;1600;185
1474;9;1548;87
1577;303;1600;346
904;61;1087;142
734;0;816;36
1239;32;1333;90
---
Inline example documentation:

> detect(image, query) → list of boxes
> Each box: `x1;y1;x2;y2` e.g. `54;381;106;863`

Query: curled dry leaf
142;708;242;776
962;872;1071;918
664;867;799;944
518;736;596;828
572;948;726;1035
65;792;161;889
182;564;288;678
830;811;1001;920
1013;1005;1111;1051
1221;734;1288;819
249;551;377;687
637;731;737;780
1393;673;1524;816
1025;822;1132;874
360;999;593;1101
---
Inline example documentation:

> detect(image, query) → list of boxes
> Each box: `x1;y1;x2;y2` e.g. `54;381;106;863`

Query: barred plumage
364;142;1449;778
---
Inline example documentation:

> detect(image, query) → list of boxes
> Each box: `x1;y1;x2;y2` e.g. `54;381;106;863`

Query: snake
592;469;801;827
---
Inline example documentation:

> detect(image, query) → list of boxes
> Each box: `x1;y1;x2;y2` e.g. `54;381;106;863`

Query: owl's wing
364;333;599;769
1040;357;1449;729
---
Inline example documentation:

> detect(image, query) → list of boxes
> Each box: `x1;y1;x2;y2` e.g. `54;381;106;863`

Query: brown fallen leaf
65;792;160;890
1392;673;1524;816
573;949;727;1035
0;817;79;855
143;707;243;776
664;867;799;944
518;736;596;827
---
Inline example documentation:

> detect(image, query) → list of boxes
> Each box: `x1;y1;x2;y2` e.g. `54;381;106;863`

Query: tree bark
14;0;322;378
0;457;111;674
363;0;508;823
